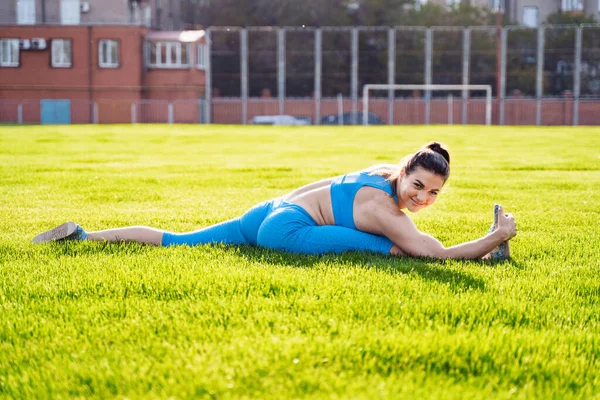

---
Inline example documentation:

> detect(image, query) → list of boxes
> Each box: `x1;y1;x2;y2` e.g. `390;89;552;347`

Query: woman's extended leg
31;199;279;247
87;226;164;245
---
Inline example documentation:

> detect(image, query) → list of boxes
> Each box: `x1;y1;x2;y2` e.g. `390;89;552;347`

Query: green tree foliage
199;0;596;97
545;11;596;25
184;0;498;28
405;3;496;27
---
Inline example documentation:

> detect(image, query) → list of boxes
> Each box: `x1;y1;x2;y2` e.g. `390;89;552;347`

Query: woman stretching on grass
32;142;516;260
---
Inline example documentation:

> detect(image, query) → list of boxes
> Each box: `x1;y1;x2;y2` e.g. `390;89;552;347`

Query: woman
32;142;516;260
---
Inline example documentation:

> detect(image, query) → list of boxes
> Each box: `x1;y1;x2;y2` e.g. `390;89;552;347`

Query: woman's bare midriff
282;178;335;226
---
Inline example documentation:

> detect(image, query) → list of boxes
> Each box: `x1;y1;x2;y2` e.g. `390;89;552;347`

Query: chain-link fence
205;24;600;126
3;24;600;126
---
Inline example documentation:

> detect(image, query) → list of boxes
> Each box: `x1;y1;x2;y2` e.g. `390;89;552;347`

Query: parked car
251;115;310;125
320;111;384;125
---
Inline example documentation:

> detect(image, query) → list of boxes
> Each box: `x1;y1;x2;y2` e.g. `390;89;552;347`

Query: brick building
0;0;207;123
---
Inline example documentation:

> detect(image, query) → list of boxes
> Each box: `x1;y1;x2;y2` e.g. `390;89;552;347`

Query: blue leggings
162;199;393;255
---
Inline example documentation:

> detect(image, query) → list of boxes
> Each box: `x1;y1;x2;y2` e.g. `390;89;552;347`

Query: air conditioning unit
80;2;90;12
30;38;47;50
19;39;32;50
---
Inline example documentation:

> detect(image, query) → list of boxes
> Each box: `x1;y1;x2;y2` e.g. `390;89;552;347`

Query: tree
545;11;596;25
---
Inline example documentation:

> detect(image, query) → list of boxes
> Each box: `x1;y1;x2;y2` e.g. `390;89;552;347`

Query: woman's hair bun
424;141;450;165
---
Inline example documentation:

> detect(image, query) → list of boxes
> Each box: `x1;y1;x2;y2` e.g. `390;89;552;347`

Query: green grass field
1;124;599;399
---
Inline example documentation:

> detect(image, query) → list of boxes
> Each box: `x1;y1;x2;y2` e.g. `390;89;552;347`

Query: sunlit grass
0;124;599;398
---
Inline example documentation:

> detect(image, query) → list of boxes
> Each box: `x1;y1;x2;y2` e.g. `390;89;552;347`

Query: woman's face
396;166;445;212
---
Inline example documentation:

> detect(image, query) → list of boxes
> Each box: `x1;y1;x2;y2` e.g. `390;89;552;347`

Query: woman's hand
496;205;517;241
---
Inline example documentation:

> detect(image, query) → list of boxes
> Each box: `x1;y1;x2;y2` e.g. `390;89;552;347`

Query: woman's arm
363;197;516;260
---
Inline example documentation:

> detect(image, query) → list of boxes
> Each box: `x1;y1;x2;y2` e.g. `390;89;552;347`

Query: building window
17;0;36;24
196;43;208;69
148;41;190;68
0;39;19;67
489;0;504;12
51;39;72;67
561;0;583;11
143;4;152;27
446;0;461;10
99;39;119;68
523;6;539;28
61;0;80;25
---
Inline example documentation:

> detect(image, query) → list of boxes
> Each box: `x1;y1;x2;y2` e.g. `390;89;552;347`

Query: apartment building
0;0;185;30
0;0;207;123
422;0;600;25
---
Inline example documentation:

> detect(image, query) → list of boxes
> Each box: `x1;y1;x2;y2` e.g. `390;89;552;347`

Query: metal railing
2;96;599;126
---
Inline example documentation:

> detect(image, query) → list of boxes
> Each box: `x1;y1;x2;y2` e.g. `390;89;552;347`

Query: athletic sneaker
488;204;510;260
31;222;88;244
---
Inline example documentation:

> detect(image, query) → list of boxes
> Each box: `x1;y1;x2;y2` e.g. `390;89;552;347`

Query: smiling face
396;166;446;212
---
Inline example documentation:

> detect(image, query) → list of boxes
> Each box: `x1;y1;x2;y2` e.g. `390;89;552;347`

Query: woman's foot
31;222;88;244
488;204;510;260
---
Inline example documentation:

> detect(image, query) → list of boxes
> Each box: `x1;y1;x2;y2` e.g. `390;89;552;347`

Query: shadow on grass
35;241;525;293
227;246;495;293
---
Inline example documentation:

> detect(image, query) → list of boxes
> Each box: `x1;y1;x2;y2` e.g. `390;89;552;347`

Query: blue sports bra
330;171;398;229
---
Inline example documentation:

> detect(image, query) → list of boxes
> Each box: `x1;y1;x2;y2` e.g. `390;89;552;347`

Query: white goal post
362;84;493;126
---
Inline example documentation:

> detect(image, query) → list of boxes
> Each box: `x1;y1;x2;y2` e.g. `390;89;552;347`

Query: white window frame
196;43;208;70
147;41;190;68
561;0;583;12
0;39;20;67
489;0;504;12
51;39;72;68
98;39;119;68
17;0;36;25
522;6;539;28
60;0;80;25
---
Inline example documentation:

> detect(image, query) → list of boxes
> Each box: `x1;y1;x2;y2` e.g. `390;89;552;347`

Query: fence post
205;29;212;124
199;95;204;124
500;27;507;125
425;28;432;125
536;26;545;126
131;103;137;124
387;28;395;125
448;94;453;125
278;28;285;116
314;28;322;125
18;104;23;124
351;28;358;125
337;93;343;126
168;103;174;124
241;28;248;125
461;27;470;125
93;102;98;124
573;26;582;126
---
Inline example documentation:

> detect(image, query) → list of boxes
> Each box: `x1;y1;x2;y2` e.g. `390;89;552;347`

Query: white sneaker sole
491;204;510;259
31;221;78;244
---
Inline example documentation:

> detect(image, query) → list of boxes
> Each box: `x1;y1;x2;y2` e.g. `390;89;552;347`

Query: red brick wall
210;98;600;126
0;25;207;123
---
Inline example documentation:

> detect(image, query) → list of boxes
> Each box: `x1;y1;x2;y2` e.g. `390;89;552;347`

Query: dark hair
404;141;450;181
372;141;451;185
